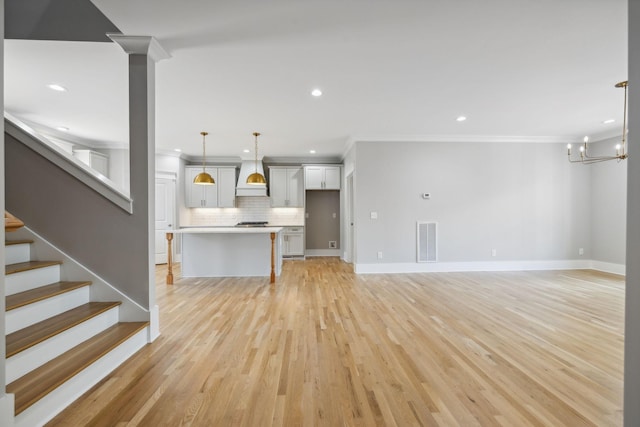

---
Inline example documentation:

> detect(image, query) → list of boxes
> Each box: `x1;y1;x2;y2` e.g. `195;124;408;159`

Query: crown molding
107;34;170;62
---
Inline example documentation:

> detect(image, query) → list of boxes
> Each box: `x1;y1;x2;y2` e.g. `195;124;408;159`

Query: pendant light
247;131;266;185
193;131;215;185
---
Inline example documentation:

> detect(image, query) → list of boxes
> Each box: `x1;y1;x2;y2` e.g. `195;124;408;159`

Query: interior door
155;177;176;264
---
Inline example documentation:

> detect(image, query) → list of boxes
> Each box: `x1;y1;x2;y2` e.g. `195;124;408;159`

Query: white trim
305;249;341;257
148;304;160;342
107;34;170;62
590;260;626;275
354;259;593;274
0;394;15;427
344;132;623;146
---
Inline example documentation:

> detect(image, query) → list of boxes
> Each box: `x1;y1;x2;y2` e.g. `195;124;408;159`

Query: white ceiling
4;0;628;159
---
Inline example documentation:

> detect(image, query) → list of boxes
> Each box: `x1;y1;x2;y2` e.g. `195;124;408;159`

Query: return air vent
417;221;437;262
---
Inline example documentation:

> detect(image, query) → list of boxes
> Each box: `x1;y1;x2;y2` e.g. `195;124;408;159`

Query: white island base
167;227;283;283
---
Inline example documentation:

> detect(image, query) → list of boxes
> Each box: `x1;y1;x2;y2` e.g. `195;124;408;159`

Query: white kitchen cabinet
73;149;109;177
270;167;303;207
304;165;341;190
282;227;304;257
185;166;236;208
217;167;237;208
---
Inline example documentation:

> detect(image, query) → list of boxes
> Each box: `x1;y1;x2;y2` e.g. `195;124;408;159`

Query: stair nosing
6;281;93;311
7;321;149;415
6;301;123;357
5;260;62;275
5;239;34;246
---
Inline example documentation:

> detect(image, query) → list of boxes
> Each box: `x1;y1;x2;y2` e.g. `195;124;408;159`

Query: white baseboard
149;304;160;342
355;259;595;274
0;394;15;426
590;260;626;275
305;249;341;257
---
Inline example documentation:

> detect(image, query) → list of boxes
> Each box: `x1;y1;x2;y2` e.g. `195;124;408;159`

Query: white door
155;177;176;264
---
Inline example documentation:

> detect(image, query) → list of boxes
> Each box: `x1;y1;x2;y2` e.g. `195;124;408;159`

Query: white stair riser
6;307;120;383
6;287;91;334
13;327;148;427
5;265;60;296
6;243;31;265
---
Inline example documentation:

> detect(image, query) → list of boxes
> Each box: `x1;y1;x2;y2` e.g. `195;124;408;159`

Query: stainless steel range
235;221;268;227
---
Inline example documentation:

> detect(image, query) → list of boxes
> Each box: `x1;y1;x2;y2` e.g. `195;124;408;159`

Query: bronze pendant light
193;131;215;185
247;131;266;185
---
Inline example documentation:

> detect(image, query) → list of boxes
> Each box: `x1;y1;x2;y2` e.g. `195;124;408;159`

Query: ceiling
4;0;628;160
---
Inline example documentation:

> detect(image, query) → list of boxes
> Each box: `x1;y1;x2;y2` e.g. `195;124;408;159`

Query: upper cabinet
270;167;303;207
304;165;341;190
185;166;236;208
73;149;109;177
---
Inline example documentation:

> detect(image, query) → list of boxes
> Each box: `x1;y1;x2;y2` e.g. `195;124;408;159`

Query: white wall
590;137;627;266
354;140;593;268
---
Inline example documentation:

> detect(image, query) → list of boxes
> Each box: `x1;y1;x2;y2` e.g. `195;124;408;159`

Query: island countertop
172;227;284;234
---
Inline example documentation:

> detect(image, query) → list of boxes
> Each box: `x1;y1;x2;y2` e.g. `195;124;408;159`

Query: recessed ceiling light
311;89;322;97
243;149;250;153
48;84;67;92
309;150;316;154
56;126;69;131
603;119;616;124
174;148;182;152
456;116;467;122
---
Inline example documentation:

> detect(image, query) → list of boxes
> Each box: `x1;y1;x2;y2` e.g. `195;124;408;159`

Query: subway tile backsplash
187;197;304;226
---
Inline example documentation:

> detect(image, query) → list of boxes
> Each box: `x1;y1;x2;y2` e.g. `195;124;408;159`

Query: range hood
236;160;268;197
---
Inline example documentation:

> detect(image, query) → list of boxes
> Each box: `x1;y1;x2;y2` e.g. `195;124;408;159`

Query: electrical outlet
329;241;337;248
377;251;383;259
491;249;497;257
370;211;378;220
579;247;584;256
332;212;337;219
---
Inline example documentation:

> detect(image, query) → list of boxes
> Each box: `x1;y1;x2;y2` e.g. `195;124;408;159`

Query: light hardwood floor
47;258;624;426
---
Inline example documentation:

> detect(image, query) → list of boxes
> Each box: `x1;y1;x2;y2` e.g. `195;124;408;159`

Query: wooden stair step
5;211;24;232
6;281;92;311
5;239;34;246
6;301;122;357
5;260;62;275
7;321;149;415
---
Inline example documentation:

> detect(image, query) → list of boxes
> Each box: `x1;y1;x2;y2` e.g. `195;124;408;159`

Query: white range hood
236;160;268;197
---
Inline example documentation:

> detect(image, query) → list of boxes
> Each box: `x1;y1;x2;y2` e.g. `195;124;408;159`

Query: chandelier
567;81;628;164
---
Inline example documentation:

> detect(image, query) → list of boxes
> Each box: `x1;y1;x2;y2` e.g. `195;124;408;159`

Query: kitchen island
165;227;283;284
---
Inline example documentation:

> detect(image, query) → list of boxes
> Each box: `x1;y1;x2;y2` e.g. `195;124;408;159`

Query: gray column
626;1;640;425
108;35;169;338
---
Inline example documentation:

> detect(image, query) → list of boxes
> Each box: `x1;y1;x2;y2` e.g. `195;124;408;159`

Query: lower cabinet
282;227;304;257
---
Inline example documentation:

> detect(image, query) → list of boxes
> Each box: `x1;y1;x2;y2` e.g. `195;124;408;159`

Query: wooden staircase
4;215;149;426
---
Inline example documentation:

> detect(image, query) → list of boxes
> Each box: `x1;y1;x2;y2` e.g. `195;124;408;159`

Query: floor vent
417;221;437;262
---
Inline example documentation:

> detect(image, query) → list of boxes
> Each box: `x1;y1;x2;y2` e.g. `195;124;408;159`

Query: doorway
155;176;176;264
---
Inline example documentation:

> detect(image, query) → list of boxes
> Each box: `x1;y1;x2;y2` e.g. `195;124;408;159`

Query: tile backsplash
187;197;304;226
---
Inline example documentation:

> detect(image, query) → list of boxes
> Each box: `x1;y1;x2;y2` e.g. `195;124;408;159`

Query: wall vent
417;221;437;263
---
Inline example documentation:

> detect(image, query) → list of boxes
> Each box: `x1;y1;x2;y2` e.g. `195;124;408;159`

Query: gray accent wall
5;133;151;307
306;190;341;250
354;141;593;264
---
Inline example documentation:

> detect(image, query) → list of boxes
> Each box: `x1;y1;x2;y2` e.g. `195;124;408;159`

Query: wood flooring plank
47;261;624;427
